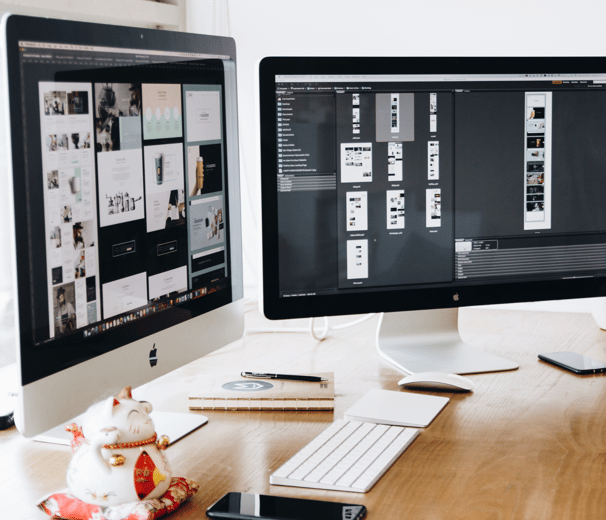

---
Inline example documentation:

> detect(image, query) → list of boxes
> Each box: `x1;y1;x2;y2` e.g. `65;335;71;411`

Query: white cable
245;313;377;340
309;317;330;341
331;313;376;330
245;326;310;334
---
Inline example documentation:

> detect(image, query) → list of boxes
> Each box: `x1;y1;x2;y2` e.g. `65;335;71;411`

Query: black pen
241;372;327;382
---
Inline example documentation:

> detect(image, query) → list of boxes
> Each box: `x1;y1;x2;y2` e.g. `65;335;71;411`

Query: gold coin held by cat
109;454;125;466
157;435;170;450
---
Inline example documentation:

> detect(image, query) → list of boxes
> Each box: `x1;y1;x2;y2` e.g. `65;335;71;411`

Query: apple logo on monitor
149;344;158;367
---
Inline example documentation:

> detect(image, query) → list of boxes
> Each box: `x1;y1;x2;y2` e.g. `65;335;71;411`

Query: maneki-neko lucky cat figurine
65;386;172;507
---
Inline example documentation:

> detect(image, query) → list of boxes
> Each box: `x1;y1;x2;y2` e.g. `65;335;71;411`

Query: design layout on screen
33;53;230;342
272;71;606;297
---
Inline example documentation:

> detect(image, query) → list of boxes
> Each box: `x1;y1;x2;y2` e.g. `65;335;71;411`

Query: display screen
260;59;606;318
10;33;237;383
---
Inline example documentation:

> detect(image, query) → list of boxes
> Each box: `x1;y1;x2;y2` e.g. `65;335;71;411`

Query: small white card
344;389;449;428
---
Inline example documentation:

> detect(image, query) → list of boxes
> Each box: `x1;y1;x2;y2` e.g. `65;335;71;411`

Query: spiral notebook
188;372;334;411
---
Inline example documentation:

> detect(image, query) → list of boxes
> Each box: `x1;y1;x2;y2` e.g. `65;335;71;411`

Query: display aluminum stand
376;308;519;375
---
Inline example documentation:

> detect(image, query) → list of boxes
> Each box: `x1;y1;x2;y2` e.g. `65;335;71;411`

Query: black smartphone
538;351;606;374
206;492;367;520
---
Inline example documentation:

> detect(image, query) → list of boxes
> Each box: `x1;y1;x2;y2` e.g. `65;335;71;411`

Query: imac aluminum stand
376;308;518;375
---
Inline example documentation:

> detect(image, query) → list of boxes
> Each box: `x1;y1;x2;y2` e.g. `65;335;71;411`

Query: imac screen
4;16;242;399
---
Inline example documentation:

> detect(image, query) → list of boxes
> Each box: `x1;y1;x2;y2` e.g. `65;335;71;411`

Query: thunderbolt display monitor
259;57;606;375
1;14;244;437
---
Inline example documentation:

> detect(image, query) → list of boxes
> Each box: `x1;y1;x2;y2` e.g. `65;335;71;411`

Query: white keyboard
269;419;420;493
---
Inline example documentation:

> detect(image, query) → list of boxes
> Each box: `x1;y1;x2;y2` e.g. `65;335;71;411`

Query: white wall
188;0;606;304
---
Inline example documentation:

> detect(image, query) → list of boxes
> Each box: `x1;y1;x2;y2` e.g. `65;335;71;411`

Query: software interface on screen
17;41;234;350
273;73;606;298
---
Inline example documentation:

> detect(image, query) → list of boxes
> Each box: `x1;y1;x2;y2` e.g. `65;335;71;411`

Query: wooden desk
3;306;606;519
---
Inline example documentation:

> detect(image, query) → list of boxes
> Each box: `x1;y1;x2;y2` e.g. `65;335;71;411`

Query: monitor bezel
259;56;606;320
4;14;239;379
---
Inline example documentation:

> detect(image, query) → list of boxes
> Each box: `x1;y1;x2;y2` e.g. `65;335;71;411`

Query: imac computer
1;14;244;439
259;57;606;375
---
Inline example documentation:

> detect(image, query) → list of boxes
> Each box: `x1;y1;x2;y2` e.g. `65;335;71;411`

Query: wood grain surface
3;305;606;519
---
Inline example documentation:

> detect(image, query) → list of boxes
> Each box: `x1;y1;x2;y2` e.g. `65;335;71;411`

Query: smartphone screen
538;351;606;374
206;492;367;520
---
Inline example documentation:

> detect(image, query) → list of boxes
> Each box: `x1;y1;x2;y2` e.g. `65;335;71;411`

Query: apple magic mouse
398;371;474;392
